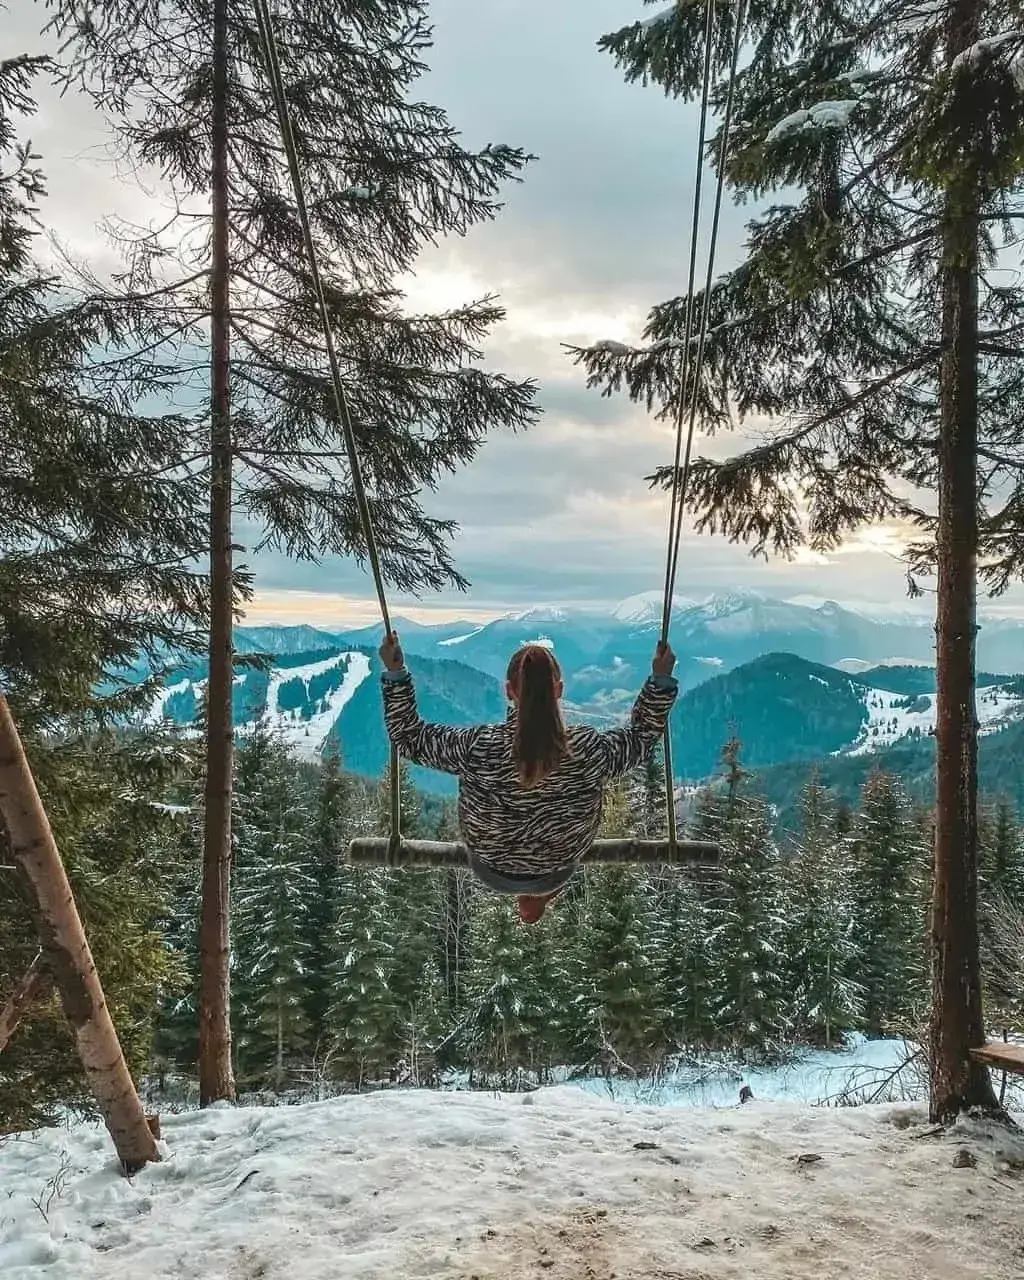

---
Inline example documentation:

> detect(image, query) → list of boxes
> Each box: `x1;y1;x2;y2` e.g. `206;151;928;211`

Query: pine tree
574;865;665;1072
434;801;472;1013
977;800;1024;1027
375;759;443;1031
1;731;190;1129
52;0;540;1103
695;742;790;1055
580;0;1022;1118
462;897;560;1083
2;53;203;1123
850;771;930;1036
783;775;862;1047
304;747;356;1048
152;803;204;1079
327;867;401;1087
377;758;423;841
232;728;317;1089
0;52;206;729
979;801;1024;908
653;873;717;1054
630;742;668;841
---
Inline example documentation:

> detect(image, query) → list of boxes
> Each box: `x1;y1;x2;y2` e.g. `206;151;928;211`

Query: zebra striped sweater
381;669;678;878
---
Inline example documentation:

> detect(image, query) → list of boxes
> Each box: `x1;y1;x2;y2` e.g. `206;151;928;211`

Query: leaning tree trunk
929;0;999;1121
0;952;52;1057
198;0;236;1107
0;696;161;1170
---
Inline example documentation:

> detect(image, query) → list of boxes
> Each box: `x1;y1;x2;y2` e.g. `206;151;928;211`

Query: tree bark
198;0;236;1107
929;0;1000;1121
0;951;52;1057
0;696;161;1171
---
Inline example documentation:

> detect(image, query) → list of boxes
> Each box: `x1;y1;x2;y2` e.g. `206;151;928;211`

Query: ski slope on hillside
146;678;190;725
438;625;485;647
2;1089;1022;1279
848;679;1021;756
257;652;372;761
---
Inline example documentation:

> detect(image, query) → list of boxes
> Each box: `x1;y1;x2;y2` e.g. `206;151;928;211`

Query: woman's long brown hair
507;645;569;787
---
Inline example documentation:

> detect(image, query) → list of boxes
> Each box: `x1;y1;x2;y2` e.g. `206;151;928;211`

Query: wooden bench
969;1042;1024;1074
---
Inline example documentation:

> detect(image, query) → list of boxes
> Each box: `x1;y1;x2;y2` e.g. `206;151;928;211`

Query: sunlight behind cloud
242;590;500;628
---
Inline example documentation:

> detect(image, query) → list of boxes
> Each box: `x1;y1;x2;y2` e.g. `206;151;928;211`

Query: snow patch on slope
146;679;190;724
438;626;485;647
848;681;1022;756
257;651;372;761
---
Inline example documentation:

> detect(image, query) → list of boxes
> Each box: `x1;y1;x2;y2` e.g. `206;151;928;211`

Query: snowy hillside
147;651;373;762
849;679;1023;756
1;1088;1022;1280
259;652;371;761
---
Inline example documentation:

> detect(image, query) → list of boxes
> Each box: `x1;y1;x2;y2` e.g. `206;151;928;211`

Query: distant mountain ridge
147;644;505;797
235;589;1024;707
144;611;1024;797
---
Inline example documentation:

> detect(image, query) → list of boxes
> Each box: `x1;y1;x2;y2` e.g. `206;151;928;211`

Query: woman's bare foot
517;890;561;924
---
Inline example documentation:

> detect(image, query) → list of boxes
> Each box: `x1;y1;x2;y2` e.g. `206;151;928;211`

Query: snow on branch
764;100;859;144
949;31;1024;92
591;339;635;356
950;30;1024;73
639;5;678;30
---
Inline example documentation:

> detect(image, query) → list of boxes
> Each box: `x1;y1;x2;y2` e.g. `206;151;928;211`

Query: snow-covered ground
571;1035;929;1109
2;1086;1022;1280
848;680;1022;756
257;652;372;762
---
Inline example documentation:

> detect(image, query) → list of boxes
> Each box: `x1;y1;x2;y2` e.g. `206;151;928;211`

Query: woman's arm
597;674;678;778
381;669;480;776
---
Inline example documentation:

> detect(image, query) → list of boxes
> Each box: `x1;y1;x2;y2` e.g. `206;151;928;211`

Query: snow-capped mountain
237;590;1024;699
612;590;698;625
665;653;1024;781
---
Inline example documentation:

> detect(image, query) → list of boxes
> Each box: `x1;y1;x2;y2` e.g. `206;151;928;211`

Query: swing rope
254;0;745;862
658;0;747;850
252;0;402;842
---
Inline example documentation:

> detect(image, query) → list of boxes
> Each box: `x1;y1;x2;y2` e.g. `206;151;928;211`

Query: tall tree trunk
929;0;999;1121
0;697;160;1171
0;952;52;1056
443;869;461;1009
276;996;284;1089
198;0;236;1107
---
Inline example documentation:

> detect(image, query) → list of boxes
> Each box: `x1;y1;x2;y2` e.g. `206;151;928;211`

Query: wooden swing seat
347;837;721;868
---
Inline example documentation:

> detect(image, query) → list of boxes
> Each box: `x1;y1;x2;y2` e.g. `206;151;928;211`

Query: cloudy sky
14;0;1024;626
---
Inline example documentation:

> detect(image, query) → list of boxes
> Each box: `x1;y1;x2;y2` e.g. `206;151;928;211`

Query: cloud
10;0;1024;629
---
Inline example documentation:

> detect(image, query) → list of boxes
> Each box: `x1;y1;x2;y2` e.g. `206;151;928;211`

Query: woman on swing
379;631;678;923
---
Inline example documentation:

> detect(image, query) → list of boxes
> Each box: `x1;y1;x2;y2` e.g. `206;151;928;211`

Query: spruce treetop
47;0;540;594
572;0;1024;593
